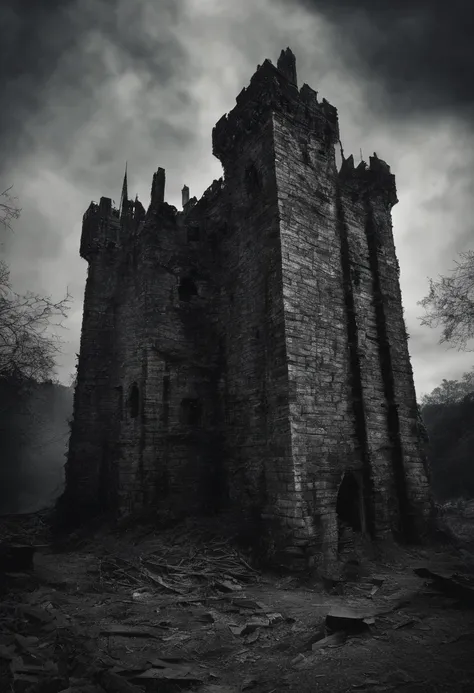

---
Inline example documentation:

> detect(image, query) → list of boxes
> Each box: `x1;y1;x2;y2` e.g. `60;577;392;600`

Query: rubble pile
1;510;474;692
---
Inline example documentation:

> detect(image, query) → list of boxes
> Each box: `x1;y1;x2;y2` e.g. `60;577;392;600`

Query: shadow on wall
0;378;73;514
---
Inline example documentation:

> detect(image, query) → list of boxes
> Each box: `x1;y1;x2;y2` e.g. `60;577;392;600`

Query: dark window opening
245;164;260;195
128;382;139;418
187;226;200;242
162;375;170;425
256;329;260;339
336;471;362;532
107;241;116;251
162;375;170;402
180;397;201;426
178;276;198;302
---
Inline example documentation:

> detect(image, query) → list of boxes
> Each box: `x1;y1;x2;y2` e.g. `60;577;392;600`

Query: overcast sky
1;0;473;399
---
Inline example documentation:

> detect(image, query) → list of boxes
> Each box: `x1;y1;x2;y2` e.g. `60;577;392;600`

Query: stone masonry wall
337;159;397;538
65;201;122;518
364;161;433;538
65;48;433;565
111;194;222;518
272;105;360;567
211;110;295;556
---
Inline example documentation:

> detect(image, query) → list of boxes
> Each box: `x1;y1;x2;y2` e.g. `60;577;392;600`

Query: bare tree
418;250;474;351
0;186;21;232
0;186;71;382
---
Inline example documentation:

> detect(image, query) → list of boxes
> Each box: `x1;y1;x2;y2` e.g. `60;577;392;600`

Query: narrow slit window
128;382;139;418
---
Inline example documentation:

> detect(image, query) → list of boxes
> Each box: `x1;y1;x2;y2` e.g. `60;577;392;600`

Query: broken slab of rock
325;606;375;633
214;579;243;592
132;665;204;683
311;631;347;650
230;598;266;611
110;658;205;685
414;567;474;607
245;630;260;644
267;612;283;625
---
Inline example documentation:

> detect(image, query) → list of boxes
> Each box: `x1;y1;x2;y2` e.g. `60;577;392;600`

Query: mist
0;380;73;515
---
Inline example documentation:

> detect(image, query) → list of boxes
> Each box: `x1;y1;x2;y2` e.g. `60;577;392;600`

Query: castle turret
150;167;166;207
80;196;121;262
182;185;190;208
65;171;133;521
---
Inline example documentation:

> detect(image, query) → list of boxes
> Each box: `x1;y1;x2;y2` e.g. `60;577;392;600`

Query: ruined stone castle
64;49;432;567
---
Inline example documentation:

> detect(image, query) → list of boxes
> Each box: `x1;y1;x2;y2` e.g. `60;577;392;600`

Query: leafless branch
0;186;21;233
0;187;71;381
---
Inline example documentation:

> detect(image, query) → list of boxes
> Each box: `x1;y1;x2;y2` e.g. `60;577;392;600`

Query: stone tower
62;49;433;569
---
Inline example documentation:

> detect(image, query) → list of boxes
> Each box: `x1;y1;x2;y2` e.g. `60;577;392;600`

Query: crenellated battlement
339;153;398;208
80;196;147;263
212;48;339;169
80;197;121;262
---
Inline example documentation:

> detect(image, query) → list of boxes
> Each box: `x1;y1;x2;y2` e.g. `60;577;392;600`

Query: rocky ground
1;509;474;693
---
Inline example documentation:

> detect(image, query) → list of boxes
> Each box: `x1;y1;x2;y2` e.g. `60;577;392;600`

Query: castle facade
64;49;432;568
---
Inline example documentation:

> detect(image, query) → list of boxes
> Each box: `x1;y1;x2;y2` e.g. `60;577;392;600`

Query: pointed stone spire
119;162;128;217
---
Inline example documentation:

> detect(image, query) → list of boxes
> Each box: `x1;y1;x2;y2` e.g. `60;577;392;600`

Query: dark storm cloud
0;0;190;175
291;0;474;120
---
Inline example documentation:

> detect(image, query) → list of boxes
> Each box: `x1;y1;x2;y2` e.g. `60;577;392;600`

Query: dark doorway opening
336;471;363;532
178;276;198;302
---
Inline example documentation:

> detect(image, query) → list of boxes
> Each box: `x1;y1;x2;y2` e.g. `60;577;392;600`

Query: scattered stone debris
2;511;474;691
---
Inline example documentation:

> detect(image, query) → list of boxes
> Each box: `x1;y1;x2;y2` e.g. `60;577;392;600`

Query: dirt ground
1;511;474;693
